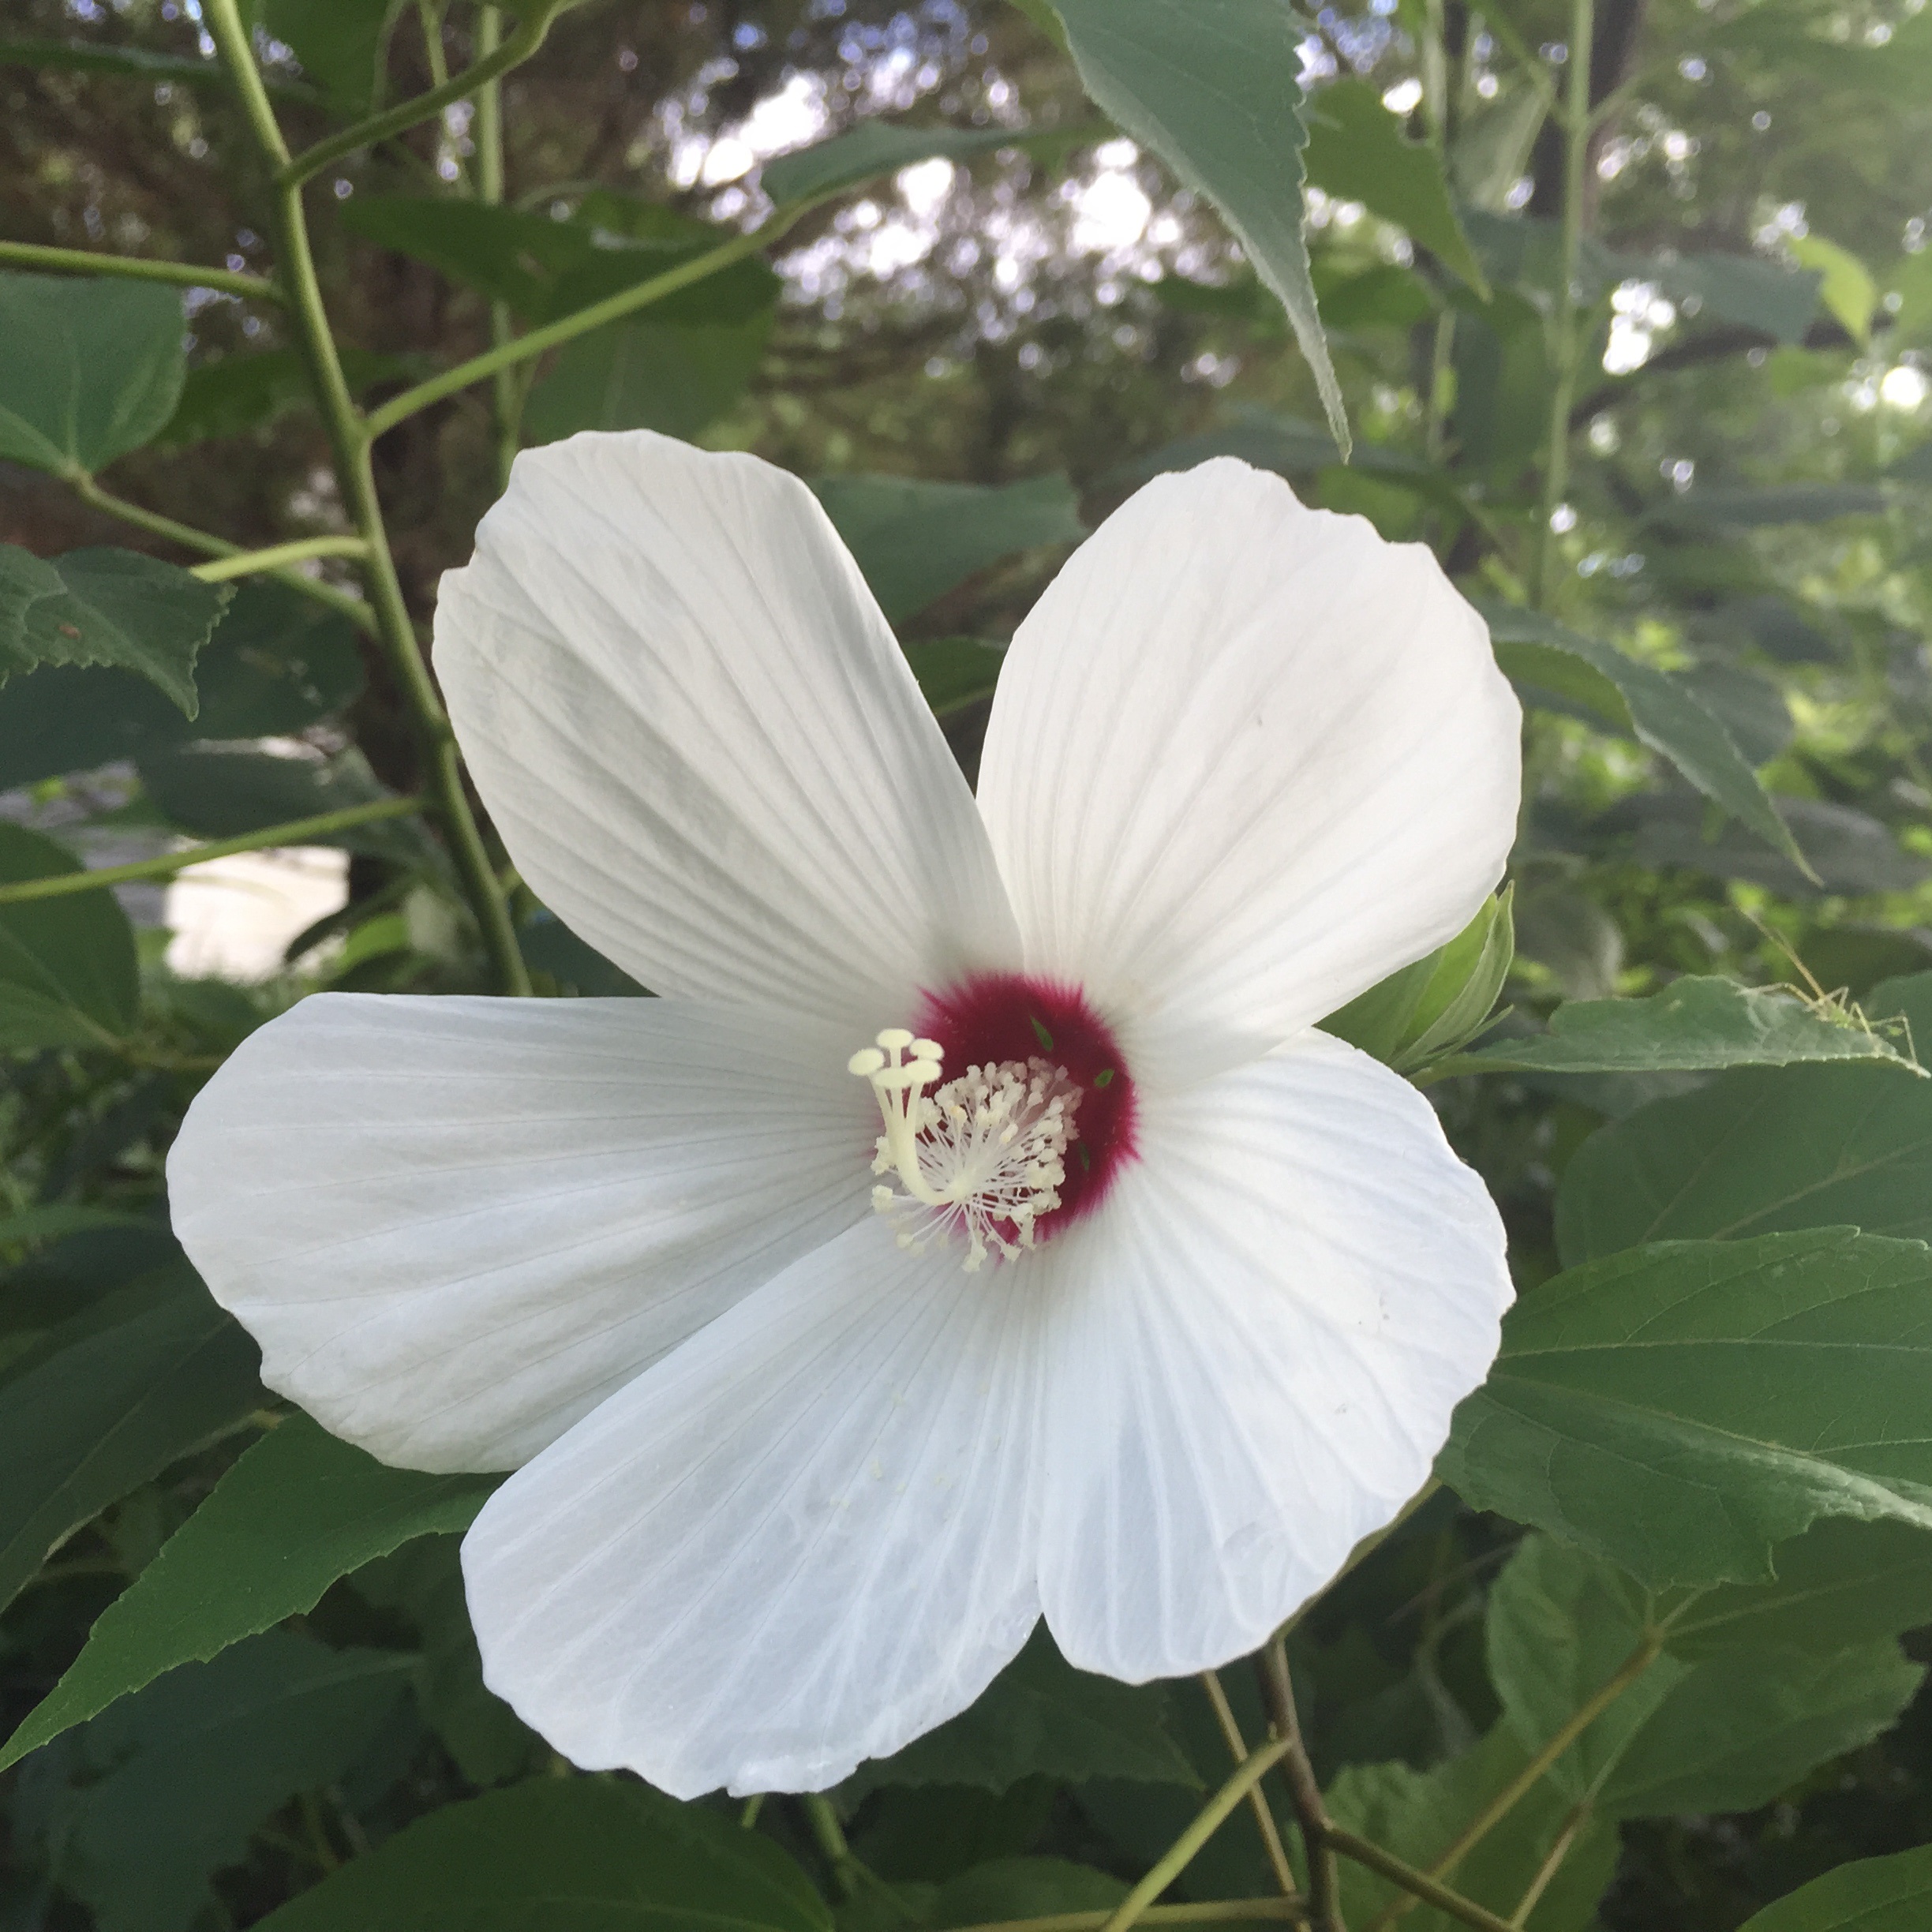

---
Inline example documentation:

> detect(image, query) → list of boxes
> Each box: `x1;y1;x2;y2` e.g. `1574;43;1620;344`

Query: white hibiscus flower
167;432;1521;1800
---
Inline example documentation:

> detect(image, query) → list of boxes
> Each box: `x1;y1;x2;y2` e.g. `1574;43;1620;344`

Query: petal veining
436;431;1019;1028
1035;1028;1511;1680
462;1216;1046;1796
976;458;1521;1088
167;992;874;1472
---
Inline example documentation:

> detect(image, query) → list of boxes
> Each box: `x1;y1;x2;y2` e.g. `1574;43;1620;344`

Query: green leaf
138;743;429;862
1046;0;1348;450
1323;890;1514;1071
1621;793;1929;900
1658;484;1891;527
1598;1642;1921;1818
1448;976;1918;1077
1667;1518;1932;1658
519;915;647;997
25;1632;412;1932
255;0;402;111
1301;79;1487;293
1485;1537;1684;1805
1327;1722;1619;1932
841;1626;1199;1799
1735;1844;1932;1931
1634;251;1821;346
0;578;364;788
0;1413;496;1773
0;823;139;1049
902;638;1007;717
1789;234;1878;346
1449;84;1548;212
251;1775;835;1932
1438;1228;1932;1588
1555;974;1932;1260
1104;405;1340;486
158;345;419;447
761;120;1046;206
1485;1537;1924;1823
1485;604;1806;871
353;1535;541;1787
0;1268;260;1615
932;1859;1127;1927
0;271;185;475
811;474;1086;623
0;545;229;715
522;304;774;444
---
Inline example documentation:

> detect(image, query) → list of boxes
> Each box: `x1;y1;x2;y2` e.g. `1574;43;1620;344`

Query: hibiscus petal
462;1218;1046;1796
977;458;1521;1088
167;993;874;1472
1036;1029;1510;1680
436;431;1019;1026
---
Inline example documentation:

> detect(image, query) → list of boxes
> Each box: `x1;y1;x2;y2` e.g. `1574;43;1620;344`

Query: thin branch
1200;1671;1301;1899
278;6;552;189
189;535;368;581
1099;1735;1297;1932
1256;1640;1343;1932
1507;1798;1593;1926
1326;1830;1516;1932
0;798;425;907
361;205;817;441
0;239;281;303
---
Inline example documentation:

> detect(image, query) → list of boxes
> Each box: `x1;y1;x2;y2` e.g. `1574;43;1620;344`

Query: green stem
204;0;529;997
799;1795;859;1900
189;535;369;581
1529;0;1595;610
1327;1829;1516;1932
1507;1798;1592;1926
279;7;552;189
67;476;378;635
1200;1670;1300;1899
0;239;281;303
1256;1641;1342;1932
1362;1627;1661;1932
954;1903;1308;1932
362;206;814;441
0;799;424;906
473;5;521;493
1099;1736;1296;1932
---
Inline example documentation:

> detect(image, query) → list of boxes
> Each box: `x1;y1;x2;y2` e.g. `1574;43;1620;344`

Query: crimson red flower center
914;972;1139;1237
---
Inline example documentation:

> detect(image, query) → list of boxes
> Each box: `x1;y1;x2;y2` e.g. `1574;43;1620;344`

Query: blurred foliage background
6;0;1932;1927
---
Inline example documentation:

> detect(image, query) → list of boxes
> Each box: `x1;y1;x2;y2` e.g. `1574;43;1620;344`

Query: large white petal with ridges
167;992;874;1473
462;1216;1046;1797
976;458;1520;1089
1036;1029;1510;1680
436;432;1019;1029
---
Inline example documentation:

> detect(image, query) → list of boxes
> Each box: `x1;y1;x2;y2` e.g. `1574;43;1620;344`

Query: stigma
849;1031;1078;1271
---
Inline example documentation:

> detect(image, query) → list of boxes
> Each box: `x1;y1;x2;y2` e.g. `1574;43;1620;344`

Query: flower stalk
202;0;530;996
0;239;281;302
0;798;425;908
1200;1668;1300;1898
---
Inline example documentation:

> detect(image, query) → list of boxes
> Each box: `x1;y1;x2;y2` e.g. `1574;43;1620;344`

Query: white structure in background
164;847;348;981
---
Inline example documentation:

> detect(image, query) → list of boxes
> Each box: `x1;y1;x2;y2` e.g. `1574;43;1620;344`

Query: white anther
850;1032;1080;1273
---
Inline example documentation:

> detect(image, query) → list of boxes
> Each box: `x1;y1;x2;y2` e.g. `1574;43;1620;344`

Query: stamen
850;1028;1080;1272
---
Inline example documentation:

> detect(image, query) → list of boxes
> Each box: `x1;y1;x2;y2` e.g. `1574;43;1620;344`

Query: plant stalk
1098;1735;1296;1932
1200;1670;1301;1898
0;240;281;302
1327;1830;1516;1932
473;4;522;494
204;0;529;995
189;536;369;581
1529;0;1596;609
1256;1640;1343;1932
0;799;425;907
